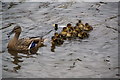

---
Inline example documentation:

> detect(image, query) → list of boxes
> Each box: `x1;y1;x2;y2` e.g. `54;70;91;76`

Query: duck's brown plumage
7;26;45;51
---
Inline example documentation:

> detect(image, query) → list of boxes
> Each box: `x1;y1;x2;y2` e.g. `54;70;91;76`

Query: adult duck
7;26;45;53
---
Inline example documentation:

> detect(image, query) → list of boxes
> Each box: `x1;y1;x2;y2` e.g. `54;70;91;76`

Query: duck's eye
14;26;21;30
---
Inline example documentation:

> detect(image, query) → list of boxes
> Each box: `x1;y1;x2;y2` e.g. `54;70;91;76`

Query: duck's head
78;20;82;23
7;26;22;38
76;23;79;26
54;33;59;37
85;23;89;26
62;27;67;31
51;36;55;40
67;23;72;28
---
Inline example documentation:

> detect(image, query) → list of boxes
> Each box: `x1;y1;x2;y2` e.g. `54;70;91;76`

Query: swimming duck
77;20;84;30
66;23;74;32
74;24;82;32
77;31;89;39
83;23;93;31
72;29;78;37
66;32;72;38
60;27;67;37
7;26;45;52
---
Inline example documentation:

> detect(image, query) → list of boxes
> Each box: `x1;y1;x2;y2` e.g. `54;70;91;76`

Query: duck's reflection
8;49;37;72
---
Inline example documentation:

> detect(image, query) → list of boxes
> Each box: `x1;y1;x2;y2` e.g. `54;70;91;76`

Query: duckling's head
54;32;59;37
78;20;81;23
67;23;72;28
62;27;67;31
7;26;22;37
85;23;89;26
51;36;54;40
76;23;79;26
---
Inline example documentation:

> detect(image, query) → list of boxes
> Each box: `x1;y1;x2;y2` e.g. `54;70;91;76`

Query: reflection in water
8;49;37;72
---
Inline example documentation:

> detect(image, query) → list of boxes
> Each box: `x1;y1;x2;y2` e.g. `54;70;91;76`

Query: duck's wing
15;38;41;50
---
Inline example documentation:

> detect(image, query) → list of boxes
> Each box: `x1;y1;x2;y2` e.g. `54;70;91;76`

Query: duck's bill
7;31;13;38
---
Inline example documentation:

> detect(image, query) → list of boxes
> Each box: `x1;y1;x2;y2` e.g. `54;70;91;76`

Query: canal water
1;2;119;78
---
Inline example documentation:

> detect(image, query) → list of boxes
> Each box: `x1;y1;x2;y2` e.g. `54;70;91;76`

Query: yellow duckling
66;32;72;38
77;20;84;30
54;32;59;38
60;27;67;37
66;23;74;32
83;23;93;31
51;33;64;45
72;29;78;37
78;31;89;39
74;25;82;33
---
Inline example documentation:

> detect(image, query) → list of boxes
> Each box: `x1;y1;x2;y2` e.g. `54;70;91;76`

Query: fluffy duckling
51;36;57;45
54;32;59;38
66;32;72;38
78;31;89;39
72;29;78;37
74;24;82;32
66;23;74;32
60;27;67;37
77;20;84;30
51;33;64;45
83;23;93;31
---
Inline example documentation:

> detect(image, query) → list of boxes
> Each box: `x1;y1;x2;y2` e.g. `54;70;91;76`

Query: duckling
60;27;67;37
51;34;64;45
72;29;78;37
7;26;45;52
54;32;59;38
66;32;72;38
66;23;74;32
77;20;84;30
74;24;82;32
78;31;89;39
51;36;58;45
51;44;55;52
84;23;93;31
51;37;56;52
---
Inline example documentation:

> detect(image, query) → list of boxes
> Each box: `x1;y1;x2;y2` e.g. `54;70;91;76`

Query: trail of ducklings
51;20;93;52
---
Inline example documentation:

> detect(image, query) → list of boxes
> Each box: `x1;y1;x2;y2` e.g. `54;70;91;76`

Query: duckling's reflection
8;49;37;72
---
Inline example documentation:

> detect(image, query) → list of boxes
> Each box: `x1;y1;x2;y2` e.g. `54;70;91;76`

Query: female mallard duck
83;23;93;31
7;26;45;52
